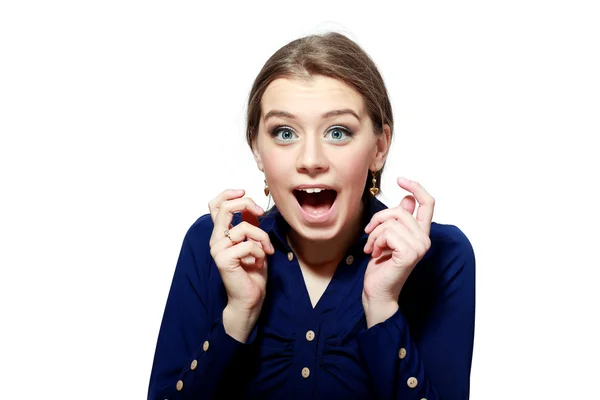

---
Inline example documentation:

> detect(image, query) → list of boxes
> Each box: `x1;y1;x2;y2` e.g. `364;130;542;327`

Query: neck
287;201;365;268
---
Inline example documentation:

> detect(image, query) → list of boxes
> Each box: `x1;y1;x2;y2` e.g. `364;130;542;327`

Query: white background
1;1;599;398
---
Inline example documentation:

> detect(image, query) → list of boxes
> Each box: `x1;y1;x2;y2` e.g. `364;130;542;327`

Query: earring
264;179;270;196
369;170;379;196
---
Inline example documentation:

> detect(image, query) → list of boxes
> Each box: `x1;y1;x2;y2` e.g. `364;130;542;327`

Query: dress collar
258;194;389;251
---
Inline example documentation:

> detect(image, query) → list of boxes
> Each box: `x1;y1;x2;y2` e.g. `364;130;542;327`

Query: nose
295;134;329;175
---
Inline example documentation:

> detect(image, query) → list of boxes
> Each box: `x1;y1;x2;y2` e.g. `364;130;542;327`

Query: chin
292;222;341;242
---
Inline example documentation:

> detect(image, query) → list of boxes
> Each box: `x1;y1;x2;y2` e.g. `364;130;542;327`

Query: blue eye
269;126;298;142
325;126;353;142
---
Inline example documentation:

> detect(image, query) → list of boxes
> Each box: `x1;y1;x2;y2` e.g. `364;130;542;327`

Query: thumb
400;195;416;215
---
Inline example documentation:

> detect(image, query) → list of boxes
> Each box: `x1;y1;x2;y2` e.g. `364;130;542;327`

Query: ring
224;229;235;243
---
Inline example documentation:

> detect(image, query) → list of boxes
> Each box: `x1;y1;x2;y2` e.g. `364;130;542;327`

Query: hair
245;31;394;200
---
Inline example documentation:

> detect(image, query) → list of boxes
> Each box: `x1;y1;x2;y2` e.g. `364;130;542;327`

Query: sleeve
357;225;476;400
147;214;258;400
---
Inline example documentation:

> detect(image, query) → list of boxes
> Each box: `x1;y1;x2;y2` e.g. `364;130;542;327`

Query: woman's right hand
208;189;274;342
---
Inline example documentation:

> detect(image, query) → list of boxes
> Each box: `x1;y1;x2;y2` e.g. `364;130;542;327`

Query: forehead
261;75;366;118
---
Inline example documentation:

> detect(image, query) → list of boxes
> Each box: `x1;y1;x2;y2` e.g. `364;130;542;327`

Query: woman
148;32;475;399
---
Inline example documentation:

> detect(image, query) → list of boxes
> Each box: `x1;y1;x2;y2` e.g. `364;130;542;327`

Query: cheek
334;151;370;188
261;150;289;186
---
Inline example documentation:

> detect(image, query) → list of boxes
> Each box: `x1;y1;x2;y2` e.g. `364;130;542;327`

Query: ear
251;132;265;172
371;123;391;171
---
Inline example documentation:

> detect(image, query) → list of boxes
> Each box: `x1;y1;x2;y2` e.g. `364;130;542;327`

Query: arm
147;215;257;400
359;225;476;399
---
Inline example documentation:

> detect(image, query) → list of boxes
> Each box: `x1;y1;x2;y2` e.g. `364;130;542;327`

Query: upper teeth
300;188;324;193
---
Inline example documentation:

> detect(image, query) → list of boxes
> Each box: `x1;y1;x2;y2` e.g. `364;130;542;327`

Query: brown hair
246;32;394;199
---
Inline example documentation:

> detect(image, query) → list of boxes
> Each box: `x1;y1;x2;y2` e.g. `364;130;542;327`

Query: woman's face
253;75;390;242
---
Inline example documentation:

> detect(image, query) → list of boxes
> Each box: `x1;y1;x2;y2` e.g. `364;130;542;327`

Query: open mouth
293;188;338;217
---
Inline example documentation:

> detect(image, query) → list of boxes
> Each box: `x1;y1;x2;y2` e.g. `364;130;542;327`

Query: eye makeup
267;124;356;142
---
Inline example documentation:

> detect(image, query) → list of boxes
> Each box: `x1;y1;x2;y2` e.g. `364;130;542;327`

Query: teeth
300;188;323;194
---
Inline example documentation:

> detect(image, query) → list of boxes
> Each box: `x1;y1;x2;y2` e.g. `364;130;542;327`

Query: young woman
148;32;475;400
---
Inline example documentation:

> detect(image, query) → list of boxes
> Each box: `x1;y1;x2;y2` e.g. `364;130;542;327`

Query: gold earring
369;170;379;196
264;179;270;196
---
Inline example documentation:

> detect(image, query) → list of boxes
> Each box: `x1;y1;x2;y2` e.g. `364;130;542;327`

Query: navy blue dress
148;195;476;399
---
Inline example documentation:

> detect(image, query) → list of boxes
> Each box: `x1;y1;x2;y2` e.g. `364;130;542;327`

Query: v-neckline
292;257;346;314
300;264;337;311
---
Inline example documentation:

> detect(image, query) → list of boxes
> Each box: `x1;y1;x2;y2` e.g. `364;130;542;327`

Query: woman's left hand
362;177;435;326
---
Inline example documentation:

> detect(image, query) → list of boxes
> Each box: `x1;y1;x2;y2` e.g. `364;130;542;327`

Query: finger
211;197;264;243
364;219;421;255
241;251;269;270
240;255;257;267
244;255;269;272
215;240;266;270
396;177;435;235
400;195;416;215
210;223;274;260
364;219;393;253
229;222;274;254
208;189;245;222
371;228;415;260
236;241;267;269
365;206;423;238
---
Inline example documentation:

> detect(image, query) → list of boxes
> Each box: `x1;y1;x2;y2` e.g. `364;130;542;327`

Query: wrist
362;295;399;329
222;304;260;343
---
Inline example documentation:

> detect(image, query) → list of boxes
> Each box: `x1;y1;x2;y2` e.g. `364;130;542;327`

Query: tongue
297;190;336;216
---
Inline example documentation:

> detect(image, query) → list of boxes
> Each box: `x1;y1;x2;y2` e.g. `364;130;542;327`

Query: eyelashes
267;125;296;141
267;125;355;142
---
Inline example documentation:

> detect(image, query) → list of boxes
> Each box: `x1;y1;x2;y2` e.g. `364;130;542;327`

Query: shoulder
429;222;475;261
184;213;214;249
168;214;215;284
173;213;233;287
424;222;476;282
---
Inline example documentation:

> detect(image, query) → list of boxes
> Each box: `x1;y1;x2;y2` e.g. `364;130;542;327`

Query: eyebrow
263;108;361;122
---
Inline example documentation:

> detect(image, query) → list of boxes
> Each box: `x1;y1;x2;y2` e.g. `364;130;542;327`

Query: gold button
305;330;315;341
407;377;418;388
176;380;184;391
301;367;310;378
346;255;354;265
398;347;407;359
203;340;210;351
288;252;294;261
190;359;198;370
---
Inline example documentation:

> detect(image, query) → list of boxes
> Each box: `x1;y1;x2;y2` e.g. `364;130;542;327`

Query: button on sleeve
407;377;418;389
399;347;407;359
148;214;257;400
356;223;476;400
